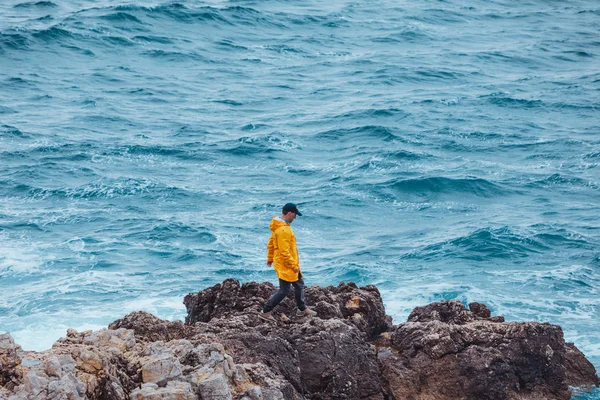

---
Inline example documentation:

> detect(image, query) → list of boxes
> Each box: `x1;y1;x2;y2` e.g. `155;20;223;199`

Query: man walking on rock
259;203;317;322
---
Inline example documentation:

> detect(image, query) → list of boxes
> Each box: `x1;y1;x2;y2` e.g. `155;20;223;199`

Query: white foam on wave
118;295;187;321
379;280;466;323
0;235;50;276
3;293;189;352
8;320;107;352
380;267;600;362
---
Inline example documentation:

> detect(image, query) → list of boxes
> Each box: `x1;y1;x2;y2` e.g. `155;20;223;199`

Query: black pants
263;278;306;313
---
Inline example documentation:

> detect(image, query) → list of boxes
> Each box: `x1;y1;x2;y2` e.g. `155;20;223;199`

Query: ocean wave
100;12;144;24
387;149;430;161
288;14;337;27
141;49;206;62
32;26;77;42
73;114;133;126
218;135;298;156
103;36;136;47
436;128;506;141
409;8;468;24
119;144;188;158
109;142;199;160
0;106;18;114
500;138;585;151
213;99;244;106
524;265;600;294
0;125;27;138
114;4;231;25
105;4;294;30
405;227;548;261
62;44;95;56
351;150;431;173
216;39;248;51
372;30;433;43
224;6;285;28
315;125;397;142
379;176;506;198
483;95;544;108
563;50;594;58
4;179;192;200
414;69;463;81
332;107;409;120
0;222;45;232
0;33;31;51
584;151;600;160
263;44;306;54
577;9;600;16
240;123;269;131
25;142;93;155
526;174;598;190
132;35;173;44
534;233;590;249
121;221;216;243
13;1;57;8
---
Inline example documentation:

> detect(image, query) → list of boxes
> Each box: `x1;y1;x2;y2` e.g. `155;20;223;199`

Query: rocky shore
1;279;598;399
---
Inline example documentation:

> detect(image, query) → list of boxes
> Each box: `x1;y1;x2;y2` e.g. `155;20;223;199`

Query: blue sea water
0;0;599;396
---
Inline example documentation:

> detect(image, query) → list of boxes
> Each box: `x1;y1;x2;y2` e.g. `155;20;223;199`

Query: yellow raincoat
267;216;300;282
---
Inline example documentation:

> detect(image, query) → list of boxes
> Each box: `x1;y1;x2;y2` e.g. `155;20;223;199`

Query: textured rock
0;334;22;390
109;312;190;343
129;381;196;400
382;300;599;400
183;278;392;338
0;281;598;400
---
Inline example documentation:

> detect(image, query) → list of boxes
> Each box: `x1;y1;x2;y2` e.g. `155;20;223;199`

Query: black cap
282;203;302;216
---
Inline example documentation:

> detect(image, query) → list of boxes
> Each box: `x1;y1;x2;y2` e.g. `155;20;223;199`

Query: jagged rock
196;373;232;400
468;301;491;318
129;381;195;400
564;343;600;389
288;318;383;399
9;355;87;400
109;312;190;343
0;334;22;390
382;300;600;400
140;354;182;384
183;278;392;338
1;281;598;400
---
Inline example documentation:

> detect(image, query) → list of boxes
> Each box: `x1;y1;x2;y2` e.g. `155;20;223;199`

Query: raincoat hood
270;216;289;232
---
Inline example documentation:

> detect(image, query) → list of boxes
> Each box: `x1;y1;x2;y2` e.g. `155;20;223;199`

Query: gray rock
245;385;262;399
129;381;195;400
383;300;600;400
197;374;232;400
260;388;285;400
141;355;182;384
1;281;597;400
0;334;22;390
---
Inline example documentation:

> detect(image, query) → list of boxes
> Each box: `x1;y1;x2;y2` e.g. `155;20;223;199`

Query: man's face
283;211;297;223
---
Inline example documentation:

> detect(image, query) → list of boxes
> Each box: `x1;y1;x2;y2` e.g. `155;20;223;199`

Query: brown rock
109;311;190;342
382;300;599;400
184;278;392;338
1;282;597;400
0;333;22;390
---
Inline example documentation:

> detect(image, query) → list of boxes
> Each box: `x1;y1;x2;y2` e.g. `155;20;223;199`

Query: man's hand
293;268;299;273
267;261;273;267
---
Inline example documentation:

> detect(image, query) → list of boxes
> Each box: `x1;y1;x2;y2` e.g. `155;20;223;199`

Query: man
259;203;317;322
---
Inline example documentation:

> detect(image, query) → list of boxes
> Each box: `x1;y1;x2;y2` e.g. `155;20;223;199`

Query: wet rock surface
0;279;597;399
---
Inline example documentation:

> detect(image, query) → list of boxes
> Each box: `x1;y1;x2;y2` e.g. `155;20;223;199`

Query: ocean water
1;0;599;396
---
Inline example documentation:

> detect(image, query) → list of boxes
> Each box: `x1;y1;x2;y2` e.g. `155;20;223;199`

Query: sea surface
1;0;599;396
